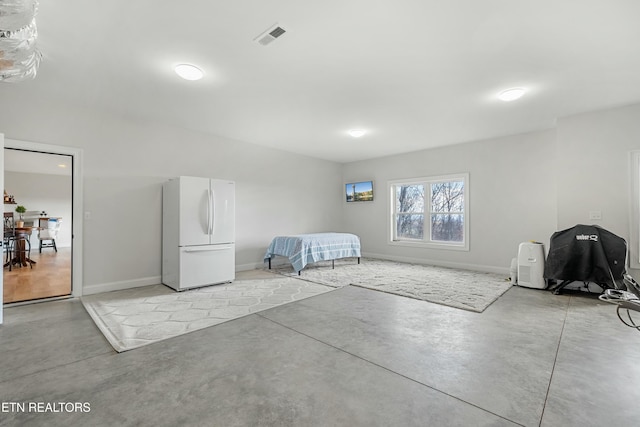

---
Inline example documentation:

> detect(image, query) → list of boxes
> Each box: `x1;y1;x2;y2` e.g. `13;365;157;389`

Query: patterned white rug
270;258;512;313
82;273;333;352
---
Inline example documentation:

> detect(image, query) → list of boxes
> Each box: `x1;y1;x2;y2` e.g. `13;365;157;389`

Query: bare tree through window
430;181;464;242
396;184;424;239
392;175;467;247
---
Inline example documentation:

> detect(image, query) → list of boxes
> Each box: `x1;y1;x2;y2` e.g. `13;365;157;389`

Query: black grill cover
544;224;627;287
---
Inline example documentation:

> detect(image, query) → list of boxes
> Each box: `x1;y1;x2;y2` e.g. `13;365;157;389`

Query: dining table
5;226;39;268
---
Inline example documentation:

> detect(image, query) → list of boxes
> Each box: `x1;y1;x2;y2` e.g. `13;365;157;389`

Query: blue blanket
264;233;361;272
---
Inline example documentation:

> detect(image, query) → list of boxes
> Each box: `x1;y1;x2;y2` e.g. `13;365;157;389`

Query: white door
178;176;210;247
210;179;235;244
2;138;83;305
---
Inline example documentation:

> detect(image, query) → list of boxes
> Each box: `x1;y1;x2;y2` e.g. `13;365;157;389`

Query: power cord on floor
599;288;640;331
616;303;640;330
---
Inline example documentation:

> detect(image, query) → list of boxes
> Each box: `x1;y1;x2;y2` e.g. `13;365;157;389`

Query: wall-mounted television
345;180;374;202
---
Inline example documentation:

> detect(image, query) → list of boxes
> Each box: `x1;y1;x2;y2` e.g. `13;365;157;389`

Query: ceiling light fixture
174;64;204;81
58;164;67;168
348;129;366;138
0;0;42;82
498;88;526;102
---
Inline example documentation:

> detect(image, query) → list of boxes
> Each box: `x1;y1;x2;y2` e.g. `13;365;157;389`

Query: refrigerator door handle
210;189;215;236
184;245;232;253
206;188;211;235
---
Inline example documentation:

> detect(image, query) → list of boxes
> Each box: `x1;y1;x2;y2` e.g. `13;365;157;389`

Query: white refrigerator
162;176;235;291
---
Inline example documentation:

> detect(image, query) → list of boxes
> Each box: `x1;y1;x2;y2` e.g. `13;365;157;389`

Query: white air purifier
517;242;547;289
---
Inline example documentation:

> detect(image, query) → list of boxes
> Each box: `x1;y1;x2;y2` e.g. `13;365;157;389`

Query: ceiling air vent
254;24;287;46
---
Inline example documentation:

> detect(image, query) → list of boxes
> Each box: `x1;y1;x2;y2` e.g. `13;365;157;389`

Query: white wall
343;102;640;277
556;103;640;274
0;100;344;294
4;171;72;249
2;94;639;292
342;129;558;273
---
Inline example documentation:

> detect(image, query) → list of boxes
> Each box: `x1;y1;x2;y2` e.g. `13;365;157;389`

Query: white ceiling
3;0;640;163
4;149;72;176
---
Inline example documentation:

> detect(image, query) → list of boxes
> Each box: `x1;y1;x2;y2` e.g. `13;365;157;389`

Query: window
389;173;469;250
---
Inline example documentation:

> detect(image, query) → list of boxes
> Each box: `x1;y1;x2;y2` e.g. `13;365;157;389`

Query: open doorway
3;148;72;303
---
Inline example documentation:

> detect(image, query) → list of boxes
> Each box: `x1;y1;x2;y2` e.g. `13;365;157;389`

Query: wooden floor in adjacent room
3;247;71;304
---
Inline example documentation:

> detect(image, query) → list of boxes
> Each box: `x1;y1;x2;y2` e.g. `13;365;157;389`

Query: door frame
3;138;84;307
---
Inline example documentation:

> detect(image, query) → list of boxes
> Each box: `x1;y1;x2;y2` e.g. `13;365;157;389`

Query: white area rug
82;274;332;352
270;258;512;313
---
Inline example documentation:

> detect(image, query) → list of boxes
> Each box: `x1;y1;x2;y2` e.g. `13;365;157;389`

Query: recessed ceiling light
498;88;526;102
174;64;204;81
57;164;67;168
348;129;366;138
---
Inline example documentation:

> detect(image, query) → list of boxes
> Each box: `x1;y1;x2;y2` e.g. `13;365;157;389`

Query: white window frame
630;151;640;269
388;173;469;251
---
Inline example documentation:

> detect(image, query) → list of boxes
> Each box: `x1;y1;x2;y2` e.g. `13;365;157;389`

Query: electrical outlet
589;210;602;220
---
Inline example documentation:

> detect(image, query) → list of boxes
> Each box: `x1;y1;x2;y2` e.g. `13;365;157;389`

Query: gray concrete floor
1;271;640;426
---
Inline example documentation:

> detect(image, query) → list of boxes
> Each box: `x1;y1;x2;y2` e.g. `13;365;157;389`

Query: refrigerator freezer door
178;176;210;247
177;244;235;291
210;179;235;244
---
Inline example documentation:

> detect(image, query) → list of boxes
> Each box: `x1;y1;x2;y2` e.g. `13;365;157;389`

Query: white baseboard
236;261;267;271
362;252;510;276
239;257;293;271
82;263;267;295
82;255;509;296
82;276;162;296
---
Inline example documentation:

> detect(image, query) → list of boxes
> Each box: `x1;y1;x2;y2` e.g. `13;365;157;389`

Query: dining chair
3;212;16;270
38;218;61;253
